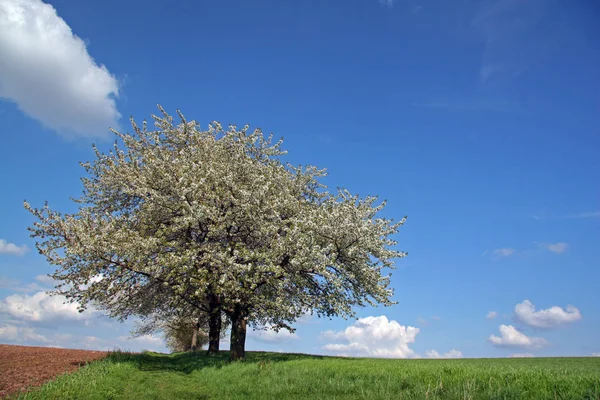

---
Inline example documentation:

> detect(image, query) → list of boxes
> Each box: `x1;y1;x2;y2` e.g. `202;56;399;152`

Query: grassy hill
12;351;600;399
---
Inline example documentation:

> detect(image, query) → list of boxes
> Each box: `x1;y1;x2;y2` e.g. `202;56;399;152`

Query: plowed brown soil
0;344;108;398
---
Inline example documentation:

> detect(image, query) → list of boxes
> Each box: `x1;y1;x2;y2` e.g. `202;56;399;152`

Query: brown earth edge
0;344;109;398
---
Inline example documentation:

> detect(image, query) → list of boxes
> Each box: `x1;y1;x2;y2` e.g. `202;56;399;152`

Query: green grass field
12;351;600;400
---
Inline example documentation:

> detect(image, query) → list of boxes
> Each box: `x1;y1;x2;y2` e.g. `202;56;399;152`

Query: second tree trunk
207;293;221;355
229;304;248;361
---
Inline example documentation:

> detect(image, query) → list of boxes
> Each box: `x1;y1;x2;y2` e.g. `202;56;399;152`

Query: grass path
11;351;600;399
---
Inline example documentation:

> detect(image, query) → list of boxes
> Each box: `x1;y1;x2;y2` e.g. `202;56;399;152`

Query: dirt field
0;344;108;398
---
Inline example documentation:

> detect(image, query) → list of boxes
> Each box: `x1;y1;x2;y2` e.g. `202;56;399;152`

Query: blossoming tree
25;106;407;360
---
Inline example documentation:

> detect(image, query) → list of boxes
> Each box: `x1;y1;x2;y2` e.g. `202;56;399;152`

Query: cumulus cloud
486;311;498;319
425;349;463;359
0;291;98;325
514;300;581;329
542;242;569;254
488;325;549;349
321;316;419;358
509;353;534;358
0;239;28;256
492;248;515;258
0;0;121;138
249;326;299;344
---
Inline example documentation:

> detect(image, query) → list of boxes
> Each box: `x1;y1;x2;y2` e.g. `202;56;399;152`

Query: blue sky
0;0;598;358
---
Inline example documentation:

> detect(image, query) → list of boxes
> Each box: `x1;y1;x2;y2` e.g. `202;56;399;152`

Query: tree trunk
229;304;248;361
207;293;221;355
207;308;221;355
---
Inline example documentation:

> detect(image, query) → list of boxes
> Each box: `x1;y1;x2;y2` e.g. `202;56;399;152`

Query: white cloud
0;0;121;138
509;353;534;358
0;275;53;293
514;300;581;329
321;316;419;358
486;311;498;319
425;349;463;359
424;349;439;358
12;282;46;293
379;0;394;7
492;248;515;258
543;242;569;254
488;325;549;349
1;328;165;351
116;335;164;351
0;323;115;350
79;335;105;349
0;276;19;288
296;311;318;325
35;274;56;285
0;324;50;343
0;291;98;324
117;334;163;346
78;274;104;291
591;353;600;357
249;327;299;344
0;239;28;256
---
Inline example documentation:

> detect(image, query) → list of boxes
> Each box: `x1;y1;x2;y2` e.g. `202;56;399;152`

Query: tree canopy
25;106;406;360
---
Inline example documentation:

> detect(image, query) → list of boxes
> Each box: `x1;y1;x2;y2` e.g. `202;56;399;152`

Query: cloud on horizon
509;352;534;358
321;316;419;358
488;324;549;349
0;323;165;352
425;349;463;359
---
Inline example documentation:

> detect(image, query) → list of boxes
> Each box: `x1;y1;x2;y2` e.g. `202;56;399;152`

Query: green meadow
12;351;600;400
